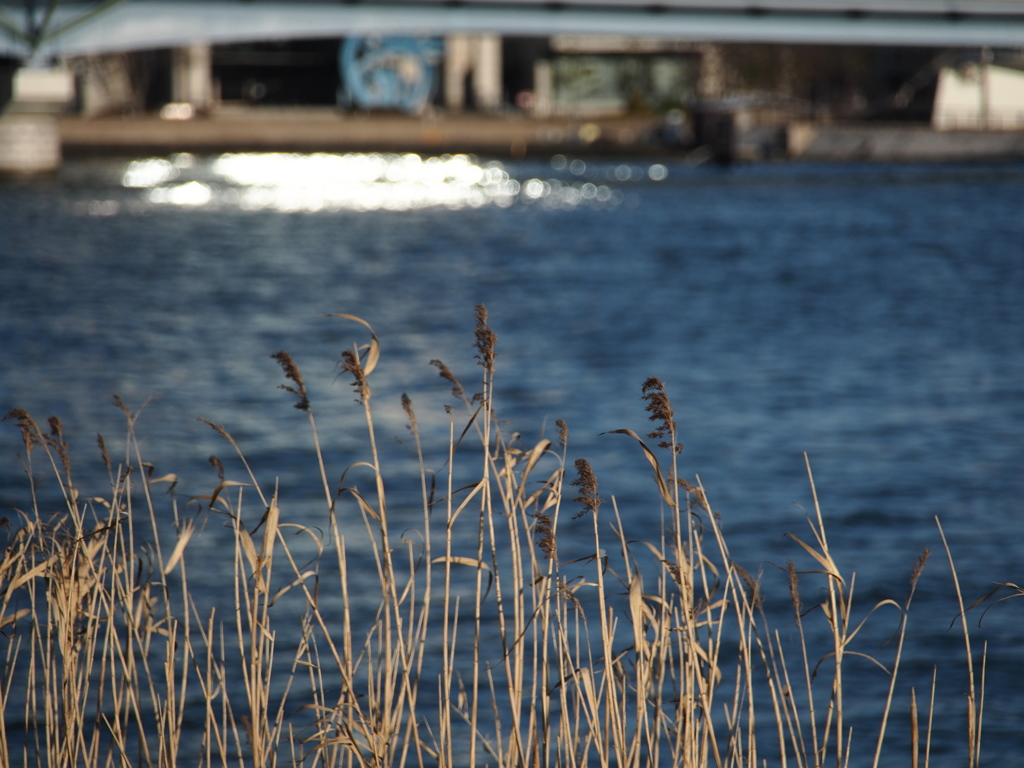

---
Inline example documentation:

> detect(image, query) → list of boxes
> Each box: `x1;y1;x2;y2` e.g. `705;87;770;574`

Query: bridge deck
6;0;1024;59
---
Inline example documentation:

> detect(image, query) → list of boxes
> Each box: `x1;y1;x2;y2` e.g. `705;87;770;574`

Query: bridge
4;0;1024;175
5;0;1024;61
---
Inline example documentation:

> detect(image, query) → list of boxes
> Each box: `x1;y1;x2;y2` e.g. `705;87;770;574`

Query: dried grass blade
163;519;196;574
520;439;551;484
326;313;381;374
270;571;318;606
604;429;674;508
344;487;381;522
6;558;52;592
260;501;280;560
0;608;30;629
431;556;491;571
447;479;485;527
845;598;901;645
786;533;845;585
235;523;259;574
209;480;249;510
628;575;649;656
432;555;494;598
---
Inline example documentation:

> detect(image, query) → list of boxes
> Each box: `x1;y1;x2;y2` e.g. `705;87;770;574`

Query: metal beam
4;0;1024;60
0;0;130;59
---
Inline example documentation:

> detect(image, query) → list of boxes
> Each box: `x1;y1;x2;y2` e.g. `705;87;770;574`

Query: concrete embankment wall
37;110;1024;165
793;124;1024;163
56;111;667;159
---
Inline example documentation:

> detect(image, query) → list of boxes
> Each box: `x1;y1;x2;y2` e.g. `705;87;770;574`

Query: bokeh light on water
118;151;669;212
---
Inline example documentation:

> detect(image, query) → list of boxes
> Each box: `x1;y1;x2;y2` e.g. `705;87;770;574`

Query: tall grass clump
1;306;990;768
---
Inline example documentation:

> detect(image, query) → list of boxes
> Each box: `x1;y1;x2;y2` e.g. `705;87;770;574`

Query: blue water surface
2;155;1023;765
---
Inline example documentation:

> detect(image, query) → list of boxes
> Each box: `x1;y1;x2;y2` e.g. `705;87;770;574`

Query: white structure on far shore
933;60;1024;130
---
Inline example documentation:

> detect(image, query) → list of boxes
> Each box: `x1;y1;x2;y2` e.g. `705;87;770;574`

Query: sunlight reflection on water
118;151;659;212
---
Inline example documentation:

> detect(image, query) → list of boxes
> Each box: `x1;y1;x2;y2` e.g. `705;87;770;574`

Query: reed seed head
96;433;111;473
642;377;681;453
533;511;557;559
735;563;762;608
910;549;930;591
209;455;225;481
271;350;310;411
570;458;602;519
198;417;231;441
339;349;370;403
430;359;465;400
401;393;419;437
556;419;568;448
473;304;497;379
787;561;801;618
46;417;71;477
3;408;41;454
557;577;583;611
663;559;683;589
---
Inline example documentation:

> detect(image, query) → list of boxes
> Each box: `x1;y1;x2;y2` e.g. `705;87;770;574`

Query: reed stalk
0;309;998;768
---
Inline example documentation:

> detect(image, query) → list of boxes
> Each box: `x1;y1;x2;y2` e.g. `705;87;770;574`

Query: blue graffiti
338;37;443;114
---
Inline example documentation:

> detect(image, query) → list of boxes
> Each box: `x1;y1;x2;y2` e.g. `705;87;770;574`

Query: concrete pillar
0;67;72;176
697;43;725;100
980;47;993;129
532;59;553;117
0;114;62;176
778;46;796;98
445;34;502;112
445;34;472;110
472;34;502;111
171;43;214;111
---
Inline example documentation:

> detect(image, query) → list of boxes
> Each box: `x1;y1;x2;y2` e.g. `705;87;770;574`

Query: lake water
2;153;1023;765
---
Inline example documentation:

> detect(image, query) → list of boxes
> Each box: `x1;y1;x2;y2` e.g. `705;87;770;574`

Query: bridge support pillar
0;113;62;176
697;43;726;100
445;34;503;112
532;59;553;117
0;67;72;177
172;43;214;112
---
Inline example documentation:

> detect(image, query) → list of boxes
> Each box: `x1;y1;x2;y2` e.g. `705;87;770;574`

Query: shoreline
58;109;671;160
48;108;1024;163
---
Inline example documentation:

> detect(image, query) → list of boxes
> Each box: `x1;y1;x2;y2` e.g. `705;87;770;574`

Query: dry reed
0;309;992;768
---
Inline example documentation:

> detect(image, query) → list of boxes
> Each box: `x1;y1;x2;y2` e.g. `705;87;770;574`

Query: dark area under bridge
5;0;1024;60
